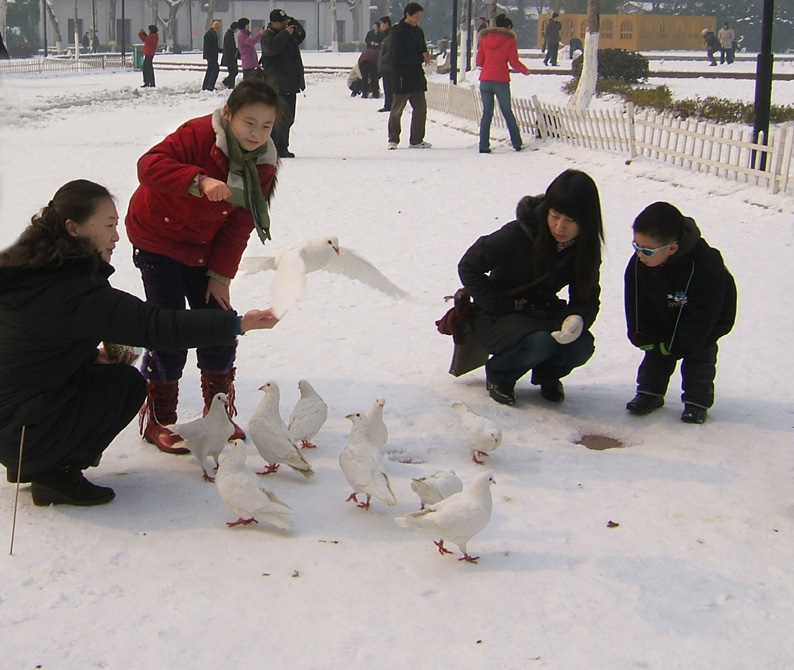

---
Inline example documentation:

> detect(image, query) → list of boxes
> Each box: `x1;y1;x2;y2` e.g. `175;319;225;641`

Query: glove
551;315;584;344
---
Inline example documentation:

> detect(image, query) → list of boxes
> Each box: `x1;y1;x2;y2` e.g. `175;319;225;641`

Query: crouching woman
0;180;279;506
458;169;604;406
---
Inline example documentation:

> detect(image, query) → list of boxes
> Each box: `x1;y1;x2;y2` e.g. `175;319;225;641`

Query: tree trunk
569;0;599;110
345;0;361;44
0;0;7;37
73;0;80;60
44;0;63;53
330;0;338;52
204;0;216;32
108;0;116;44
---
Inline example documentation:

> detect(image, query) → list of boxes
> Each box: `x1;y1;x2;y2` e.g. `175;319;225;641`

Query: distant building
538;14;717;51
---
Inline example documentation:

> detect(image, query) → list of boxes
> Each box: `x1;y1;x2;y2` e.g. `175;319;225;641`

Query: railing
0;54;132;74
427;81;794;195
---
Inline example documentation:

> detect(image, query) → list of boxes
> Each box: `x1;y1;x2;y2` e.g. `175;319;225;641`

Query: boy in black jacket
624;202;736;424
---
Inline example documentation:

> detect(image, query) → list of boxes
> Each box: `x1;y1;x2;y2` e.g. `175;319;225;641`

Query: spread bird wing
323;247;410;298
239;255;278;274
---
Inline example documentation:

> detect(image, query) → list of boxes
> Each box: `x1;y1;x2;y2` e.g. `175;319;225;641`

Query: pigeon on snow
287;379;328;448
452;401;502;465
168;392;232;482
239;235;409;318
395;471;495;563
339;412;397;510
215;440;293;529
363;397;388;450
249;382;315;478
410;470;463;509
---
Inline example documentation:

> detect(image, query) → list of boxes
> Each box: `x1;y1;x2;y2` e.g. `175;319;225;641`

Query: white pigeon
239;235;409;318
410;470;464;509
287;379;328;449
339;412;397;510
363;397;388;450
168;392;232;482
395;471;495;563
215;440;293;529
451;401;503;465
249;382;315;478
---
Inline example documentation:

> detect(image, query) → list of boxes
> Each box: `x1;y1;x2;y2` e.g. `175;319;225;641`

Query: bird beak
258;384;268;391
333;245;340;255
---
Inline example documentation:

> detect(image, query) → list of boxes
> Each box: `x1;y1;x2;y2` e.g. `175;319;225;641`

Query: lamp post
42;0;48;56
121;0;125;64
450;0;458;84
316;0;322;51
753;0;775;169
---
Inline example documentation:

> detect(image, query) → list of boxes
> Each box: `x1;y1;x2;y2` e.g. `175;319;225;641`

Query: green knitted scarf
224;124;271;243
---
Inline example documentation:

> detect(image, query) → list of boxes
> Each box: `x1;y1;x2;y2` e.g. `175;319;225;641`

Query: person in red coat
125;79;281;453
476;14;530;153
138;25;159;88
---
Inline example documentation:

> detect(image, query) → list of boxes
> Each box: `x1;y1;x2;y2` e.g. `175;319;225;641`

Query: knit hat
270;9;288;23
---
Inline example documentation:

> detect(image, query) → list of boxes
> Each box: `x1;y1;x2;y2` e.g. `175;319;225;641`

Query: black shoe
681;404;708;424
486;381;515;406
479;148;491;154
6;469;31;484
30;466;115;507
279;151;295;158
540;380;565;402
626;393;664;415
378;107;390;112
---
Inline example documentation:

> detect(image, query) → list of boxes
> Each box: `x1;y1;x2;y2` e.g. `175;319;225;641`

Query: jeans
479;80;522;151
132;249;237;381
388;91;427;145
636;343;718;408
485;330;595;389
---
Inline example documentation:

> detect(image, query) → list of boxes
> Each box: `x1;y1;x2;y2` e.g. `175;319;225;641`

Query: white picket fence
0;54;132;74
427;81;794;195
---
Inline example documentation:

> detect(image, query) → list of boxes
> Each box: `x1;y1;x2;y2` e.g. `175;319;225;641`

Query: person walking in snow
718;23;735;64
624;202;736;424
0;180;279;506
543;13;561;66
702;28;721;67
458;169;604;406
124;79;281;454
221;22;240;89
476;13;530;153
377;16;394;112
138;25;159;87
202;20;222;91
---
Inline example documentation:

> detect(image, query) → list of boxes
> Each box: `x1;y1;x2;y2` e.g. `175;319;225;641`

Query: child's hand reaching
200;177;232;202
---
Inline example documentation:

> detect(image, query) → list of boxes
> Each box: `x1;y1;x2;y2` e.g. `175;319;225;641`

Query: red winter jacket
125;110;278;280
476;28;529;82
138;30;159;57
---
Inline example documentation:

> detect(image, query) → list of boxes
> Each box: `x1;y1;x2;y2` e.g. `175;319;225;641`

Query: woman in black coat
458;170;604;406
0;180;279;506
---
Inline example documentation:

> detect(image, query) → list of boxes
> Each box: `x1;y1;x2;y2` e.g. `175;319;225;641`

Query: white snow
1;52;793;668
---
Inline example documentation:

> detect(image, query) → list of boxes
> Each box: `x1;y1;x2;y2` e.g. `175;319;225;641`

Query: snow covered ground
0;53;793;669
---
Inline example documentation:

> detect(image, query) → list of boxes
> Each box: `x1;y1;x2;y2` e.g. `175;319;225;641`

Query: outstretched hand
241;309;280;332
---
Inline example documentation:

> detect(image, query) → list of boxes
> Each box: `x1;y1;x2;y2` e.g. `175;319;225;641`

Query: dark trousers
486;330;595;389
132;249;237;381
360;62;380;98
720;48;735;64
222;62;238;88
203;59;220;90
272;92;297;156
3;364;147;480
381;72;393;110
388;91;427;145
142;55;155;86
636;343;718;408
544;41;559;65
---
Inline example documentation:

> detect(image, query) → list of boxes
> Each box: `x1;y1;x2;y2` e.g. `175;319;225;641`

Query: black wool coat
458;196;601;354
0;258;240;472
221;29;239;67
624;218;737;357
260;23;306;94
390;19;428;94
203;29;220;61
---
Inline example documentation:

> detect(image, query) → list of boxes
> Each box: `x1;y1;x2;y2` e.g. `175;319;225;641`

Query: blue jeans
479;80;522;151
485;330;595;389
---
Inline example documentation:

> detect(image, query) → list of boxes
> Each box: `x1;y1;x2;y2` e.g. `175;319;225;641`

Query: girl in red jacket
476;14;530;153
125;78;280;453
138;25;158;88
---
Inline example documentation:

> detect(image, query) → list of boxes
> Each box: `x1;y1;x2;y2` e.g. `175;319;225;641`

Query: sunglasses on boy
632;240;676;257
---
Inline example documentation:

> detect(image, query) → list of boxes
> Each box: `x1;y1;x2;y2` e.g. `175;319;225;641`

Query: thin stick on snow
9;425;26;556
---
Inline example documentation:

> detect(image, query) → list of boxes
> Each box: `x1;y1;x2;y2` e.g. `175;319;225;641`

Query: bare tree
155;0;189;51
330;0;339;52
0;0;7;37
43;0;64;53
204;0;216;32
344;0;362;44
568;0;599;110
108;0;116;44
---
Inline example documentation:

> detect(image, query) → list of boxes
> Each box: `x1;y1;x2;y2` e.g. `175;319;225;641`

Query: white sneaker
409;141;432;149
388;142;398;150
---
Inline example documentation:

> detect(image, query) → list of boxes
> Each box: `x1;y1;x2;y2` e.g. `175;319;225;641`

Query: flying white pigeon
363;397;388;450
451;401;503;465
339;412;397;510
249;382;315;478
395;471;495;563
168;392;232;482
239;235;409;318
287;379;328;449
215;440;293;529
410;470;464;509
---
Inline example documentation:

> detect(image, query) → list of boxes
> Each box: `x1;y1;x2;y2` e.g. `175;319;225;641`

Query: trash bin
132;44;144;70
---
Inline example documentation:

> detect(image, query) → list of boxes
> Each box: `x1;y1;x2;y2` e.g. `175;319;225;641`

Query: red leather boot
201;368;246;441
139;380;188;454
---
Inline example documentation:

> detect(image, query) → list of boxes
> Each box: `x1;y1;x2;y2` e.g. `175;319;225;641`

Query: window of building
602;19;613;39
658;21;668;40
620;20;633;40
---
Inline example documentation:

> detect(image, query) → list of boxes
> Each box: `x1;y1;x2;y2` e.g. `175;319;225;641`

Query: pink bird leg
257;463;280;475
227;517;259;527
434;539;454;555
